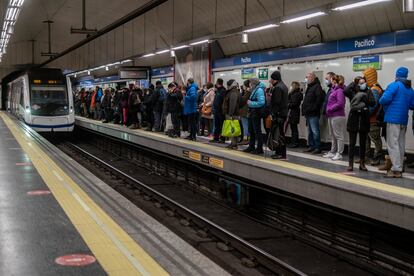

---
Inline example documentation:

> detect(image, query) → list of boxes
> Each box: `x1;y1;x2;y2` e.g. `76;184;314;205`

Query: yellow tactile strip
1;113;169;276
82;117;414;199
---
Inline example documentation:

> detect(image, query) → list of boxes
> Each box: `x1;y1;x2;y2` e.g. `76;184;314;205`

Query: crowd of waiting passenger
74;66;414;178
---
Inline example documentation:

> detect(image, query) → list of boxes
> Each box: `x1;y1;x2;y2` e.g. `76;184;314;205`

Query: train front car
10;68;74;132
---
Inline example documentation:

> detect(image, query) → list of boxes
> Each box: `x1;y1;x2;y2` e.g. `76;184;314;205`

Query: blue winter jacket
183;83;198;115
248;82;266;108
96;88;103;102
379;79;414;125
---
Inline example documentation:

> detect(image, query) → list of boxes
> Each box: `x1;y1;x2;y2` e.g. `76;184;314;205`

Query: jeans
104;107;112;122
348;131;367;163
122;108;129;126
248;116;263;150
386;123;406;172
153;110;162;131
187;113;198;139
213;113;225;141
241;116;249;138
306;116;321;150
290;123;299;145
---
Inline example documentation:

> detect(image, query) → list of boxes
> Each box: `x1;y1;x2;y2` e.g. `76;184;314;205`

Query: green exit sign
258;68;268;80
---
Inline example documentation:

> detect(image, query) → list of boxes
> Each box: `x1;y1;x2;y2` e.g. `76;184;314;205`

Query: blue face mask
359;83;367;91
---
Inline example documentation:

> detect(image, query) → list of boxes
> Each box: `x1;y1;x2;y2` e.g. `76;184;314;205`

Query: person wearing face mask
268;70;289;159
322;72;336;116
301;72;325;154
379;67;414;178
323;75;346;161
347;77;375;171
287;82;303;148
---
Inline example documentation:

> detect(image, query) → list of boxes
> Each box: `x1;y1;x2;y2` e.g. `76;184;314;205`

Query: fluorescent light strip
281;11;326;24
333;0;391;11
172;45;189;50
0;0;24;58
190;39;209;45
155;49;169;54
245;24;278;33
142;53;155;57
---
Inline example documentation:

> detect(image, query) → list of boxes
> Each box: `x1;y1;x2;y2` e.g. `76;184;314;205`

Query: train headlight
70;106;73;113
25;106;30;114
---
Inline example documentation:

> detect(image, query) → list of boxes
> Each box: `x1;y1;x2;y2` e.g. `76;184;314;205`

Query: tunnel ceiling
4;0;414;68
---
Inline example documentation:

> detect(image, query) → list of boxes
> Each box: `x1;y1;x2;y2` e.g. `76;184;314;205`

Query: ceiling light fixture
333;0;391;11
142;53;155;57
281;11;326;24
155;49;170;54
170;50;176;58
0;0;25;61
172;45;189;50
244;24;278;33
241;32;248;44
190;39;209;46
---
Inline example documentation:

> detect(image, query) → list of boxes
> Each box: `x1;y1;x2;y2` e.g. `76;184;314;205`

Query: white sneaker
331;153;343;161
323;152;335;158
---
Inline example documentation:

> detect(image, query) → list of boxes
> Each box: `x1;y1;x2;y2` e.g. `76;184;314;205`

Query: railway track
42;127;395;276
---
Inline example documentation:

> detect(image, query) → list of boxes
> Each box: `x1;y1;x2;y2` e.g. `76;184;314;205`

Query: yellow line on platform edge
99;118;414;199
1;113;169;276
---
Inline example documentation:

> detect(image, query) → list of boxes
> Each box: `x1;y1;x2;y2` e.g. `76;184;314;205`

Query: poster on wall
175;45;209;87
160;77;168;85
241;68;255;79
352;55;381;71
258;68;269;80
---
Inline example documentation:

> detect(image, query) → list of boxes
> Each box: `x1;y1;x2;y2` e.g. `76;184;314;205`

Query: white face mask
289;86;293;91
304;78;308;84
325;79;331;85
359;83;367;90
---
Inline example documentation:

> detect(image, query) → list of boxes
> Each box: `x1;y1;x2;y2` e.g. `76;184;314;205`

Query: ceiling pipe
38;0;168;67
71;0;97;35
41;20;59;58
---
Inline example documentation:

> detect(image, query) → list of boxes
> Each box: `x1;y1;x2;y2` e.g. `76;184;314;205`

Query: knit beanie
396;67;409;79
363;67;377;87
271;70;282;81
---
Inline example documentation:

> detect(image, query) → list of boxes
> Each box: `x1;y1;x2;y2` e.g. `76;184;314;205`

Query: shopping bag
165;113;172;130
221;120;241;137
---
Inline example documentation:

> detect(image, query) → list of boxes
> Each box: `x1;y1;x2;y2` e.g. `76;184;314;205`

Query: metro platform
76;116;414;233
0;112;229;276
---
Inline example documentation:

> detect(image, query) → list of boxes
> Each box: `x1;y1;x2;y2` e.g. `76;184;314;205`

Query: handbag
202;105;212;116
221;120;241;137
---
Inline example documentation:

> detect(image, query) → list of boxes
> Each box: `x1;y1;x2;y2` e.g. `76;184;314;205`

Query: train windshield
30;86;69;116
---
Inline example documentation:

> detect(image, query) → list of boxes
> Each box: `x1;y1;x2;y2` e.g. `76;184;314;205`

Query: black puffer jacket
347;89;375;132
270;80;289;119
301;78;325;117
166;88;183;114
288;89;303;124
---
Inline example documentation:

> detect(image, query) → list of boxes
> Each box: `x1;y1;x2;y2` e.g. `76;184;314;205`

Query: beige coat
201;88;215;119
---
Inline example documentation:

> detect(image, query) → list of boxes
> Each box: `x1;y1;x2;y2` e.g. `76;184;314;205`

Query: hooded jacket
223;82;241;117
183;82;198;115
379;79;414;126
212;85;226;115
301;78;325;117
248;82;266;109
201;88;215;119
326;84;346;118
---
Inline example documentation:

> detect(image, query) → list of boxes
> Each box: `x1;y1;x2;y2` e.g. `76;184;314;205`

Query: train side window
19;87;24;106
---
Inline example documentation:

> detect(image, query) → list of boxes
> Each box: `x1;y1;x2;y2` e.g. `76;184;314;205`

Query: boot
347;158;354;171
359;159;368;171
378;155;392;171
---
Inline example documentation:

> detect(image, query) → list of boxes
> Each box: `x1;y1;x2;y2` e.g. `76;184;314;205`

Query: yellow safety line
93;118;414;199
1;113;169;276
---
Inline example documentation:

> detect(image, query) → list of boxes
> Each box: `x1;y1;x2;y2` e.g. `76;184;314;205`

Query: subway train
2;68;74;132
